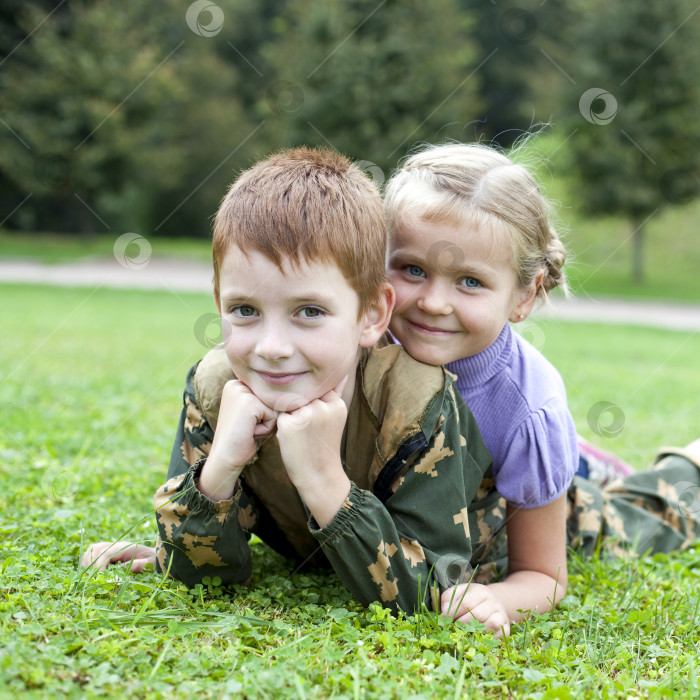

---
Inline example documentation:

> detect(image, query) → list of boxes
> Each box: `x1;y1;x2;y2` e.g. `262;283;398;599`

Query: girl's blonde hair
384;142;567;302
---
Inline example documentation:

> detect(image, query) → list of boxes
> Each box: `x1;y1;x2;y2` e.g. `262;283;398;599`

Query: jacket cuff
307;482;366;543
182;458;241;515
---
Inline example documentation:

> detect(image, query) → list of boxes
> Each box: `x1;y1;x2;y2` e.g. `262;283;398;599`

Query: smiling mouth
408;320;458;335
254;370;308;385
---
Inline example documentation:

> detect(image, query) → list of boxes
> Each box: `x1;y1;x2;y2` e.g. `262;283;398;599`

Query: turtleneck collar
446;323;512;390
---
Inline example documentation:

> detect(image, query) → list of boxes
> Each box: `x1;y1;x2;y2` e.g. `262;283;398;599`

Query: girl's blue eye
406;265;426;278
459;277;481;289
233;305;256;317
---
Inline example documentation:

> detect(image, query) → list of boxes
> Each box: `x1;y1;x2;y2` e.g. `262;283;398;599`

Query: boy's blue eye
299;306;323;319
232;305;256;317
406;265;426;278
459;277;481;289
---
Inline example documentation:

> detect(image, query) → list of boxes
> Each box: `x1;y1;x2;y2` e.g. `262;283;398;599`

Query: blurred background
1;0;699;300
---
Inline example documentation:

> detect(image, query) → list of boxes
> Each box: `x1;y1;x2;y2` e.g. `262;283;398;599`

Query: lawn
1;283;699;698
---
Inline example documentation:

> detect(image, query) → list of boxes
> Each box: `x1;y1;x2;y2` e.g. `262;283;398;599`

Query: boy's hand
198;379;278;501
81;541;156;573
440;582;511;638
276;377;351;527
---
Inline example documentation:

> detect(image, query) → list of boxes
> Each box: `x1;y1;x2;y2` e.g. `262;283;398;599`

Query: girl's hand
441;582;511;638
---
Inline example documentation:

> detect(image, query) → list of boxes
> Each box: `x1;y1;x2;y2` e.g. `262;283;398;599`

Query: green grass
0;229;213;265
1;284;699;698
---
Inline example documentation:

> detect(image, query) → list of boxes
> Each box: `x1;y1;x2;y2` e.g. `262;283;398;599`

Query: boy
85;147;498;618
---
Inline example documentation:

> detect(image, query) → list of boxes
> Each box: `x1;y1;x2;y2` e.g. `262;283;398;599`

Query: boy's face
216;246;379;410
388;213;528;365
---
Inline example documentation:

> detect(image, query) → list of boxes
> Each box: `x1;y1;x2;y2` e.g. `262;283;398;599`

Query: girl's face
388;213;536;365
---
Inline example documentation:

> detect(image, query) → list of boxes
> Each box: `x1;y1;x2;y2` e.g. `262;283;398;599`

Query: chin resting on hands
441;582;511;638
276;381;348;485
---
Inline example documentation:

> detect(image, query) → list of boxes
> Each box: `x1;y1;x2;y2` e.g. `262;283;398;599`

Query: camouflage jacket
154;343;503;613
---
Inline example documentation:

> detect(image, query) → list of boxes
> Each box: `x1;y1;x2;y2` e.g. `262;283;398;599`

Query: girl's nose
416;281;452;315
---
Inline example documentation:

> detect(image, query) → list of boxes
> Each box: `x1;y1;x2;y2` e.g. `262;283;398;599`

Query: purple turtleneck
447;324;577;508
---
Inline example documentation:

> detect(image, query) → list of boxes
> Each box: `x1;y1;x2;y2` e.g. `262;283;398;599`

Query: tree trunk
631;216;645;284
79;193;95;238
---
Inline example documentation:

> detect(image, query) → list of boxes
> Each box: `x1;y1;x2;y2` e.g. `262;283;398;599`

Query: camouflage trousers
567;442;700;558
470;441;700;584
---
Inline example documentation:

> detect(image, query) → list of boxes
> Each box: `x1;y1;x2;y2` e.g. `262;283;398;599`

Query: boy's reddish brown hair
212;147;387;315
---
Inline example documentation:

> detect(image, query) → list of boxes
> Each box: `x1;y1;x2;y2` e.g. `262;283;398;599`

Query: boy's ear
509;271;543;323
359;283;396;348
214;292;222;315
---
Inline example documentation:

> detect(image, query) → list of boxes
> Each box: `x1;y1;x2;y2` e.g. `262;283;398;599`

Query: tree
457;0;574;147
255;0;482;173
564;0;700;283
0;1;252;236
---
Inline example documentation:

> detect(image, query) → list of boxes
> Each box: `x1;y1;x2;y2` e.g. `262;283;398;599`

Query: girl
383;142;618;634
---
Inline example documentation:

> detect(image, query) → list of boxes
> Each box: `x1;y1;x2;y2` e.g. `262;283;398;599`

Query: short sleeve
494;396;578;508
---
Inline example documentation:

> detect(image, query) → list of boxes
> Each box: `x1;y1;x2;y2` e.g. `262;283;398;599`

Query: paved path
1;257;700;332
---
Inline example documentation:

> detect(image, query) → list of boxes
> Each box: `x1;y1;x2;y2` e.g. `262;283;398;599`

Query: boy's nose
254;325;294;360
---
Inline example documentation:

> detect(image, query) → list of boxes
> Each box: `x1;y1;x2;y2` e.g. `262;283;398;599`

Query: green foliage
561;0;700;281
458;0;573;146
257;0;479;170
1;283;699;697
0;1;252;236
0;0;484;234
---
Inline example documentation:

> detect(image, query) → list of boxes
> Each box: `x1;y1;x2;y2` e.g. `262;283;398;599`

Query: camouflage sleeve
309;395;492;614
153;363;259;586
